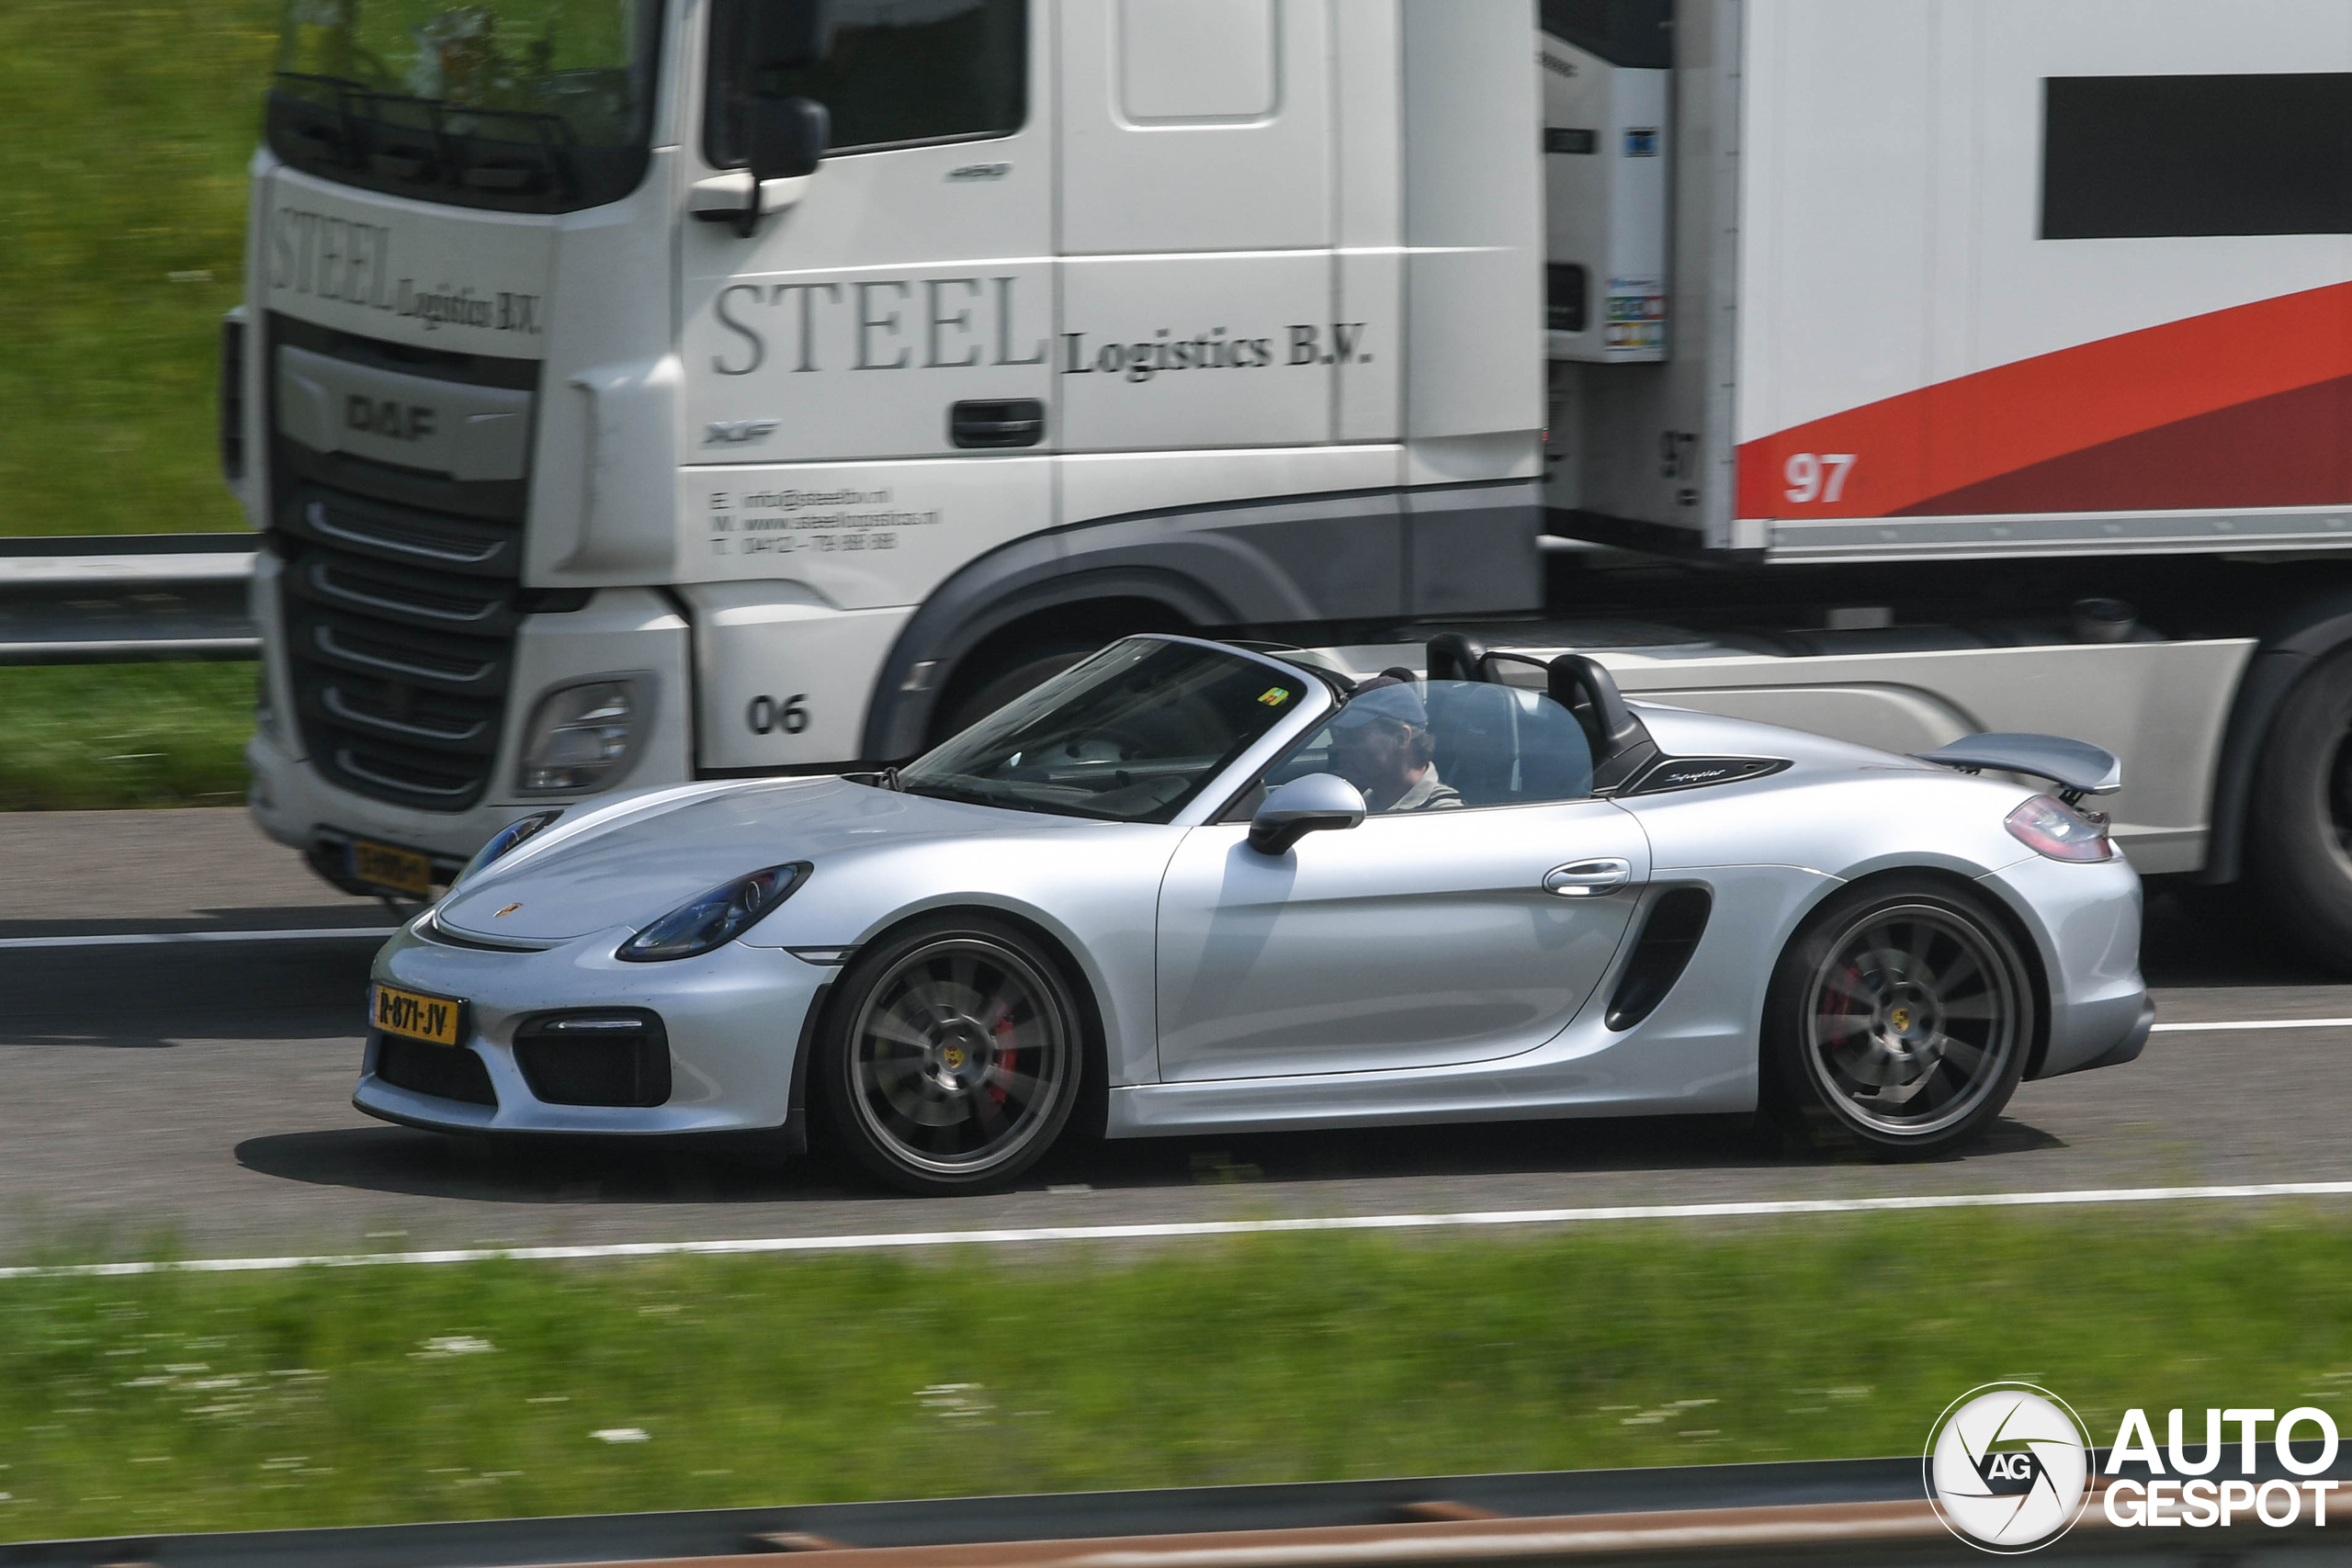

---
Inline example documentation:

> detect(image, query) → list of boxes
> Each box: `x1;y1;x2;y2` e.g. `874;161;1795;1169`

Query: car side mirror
1248;773;1366;855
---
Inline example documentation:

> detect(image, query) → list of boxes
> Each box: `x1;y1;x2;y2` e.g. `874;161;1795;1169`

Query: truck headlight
617;863;810;963
516;677;649;794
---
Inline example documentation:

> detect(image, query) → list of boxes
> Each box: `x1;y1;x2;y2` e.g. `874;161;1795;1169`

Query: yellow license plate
348;838;434;897
372;983;466;1047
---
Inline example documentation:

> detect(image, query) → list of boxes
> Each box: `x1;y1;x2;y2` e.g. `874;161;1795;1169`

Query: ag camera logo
1927;1387;2346;1551
1925;1383;2093;1552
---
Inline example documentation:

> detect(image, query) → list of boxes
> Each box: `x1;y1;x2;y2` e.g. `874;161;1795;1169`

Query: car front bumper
352;921;830;1135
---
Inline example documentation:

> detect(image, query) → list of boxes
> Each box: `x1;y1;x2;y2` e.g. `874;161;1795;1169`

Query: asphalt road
3;809;2348;1260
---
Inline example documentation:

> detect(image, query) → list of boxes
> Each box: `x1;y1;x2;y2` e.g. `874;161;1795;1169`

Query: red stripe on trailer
1736;277;2352;520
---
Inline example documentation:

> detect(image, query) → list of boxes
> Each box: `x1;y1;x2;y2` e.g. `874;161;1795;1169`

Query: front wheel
1764;880;2035;1157
815;916;1085;1194
930;645;1094;746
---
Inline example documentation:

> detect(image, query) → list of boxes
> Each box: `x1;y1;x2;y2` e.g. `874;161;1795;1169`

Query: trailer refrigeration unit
231;0;2352;962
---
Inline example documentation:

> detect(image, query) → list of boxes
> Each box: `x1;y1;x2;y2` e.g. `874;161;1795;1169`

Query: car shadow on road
234;1109;2067;1209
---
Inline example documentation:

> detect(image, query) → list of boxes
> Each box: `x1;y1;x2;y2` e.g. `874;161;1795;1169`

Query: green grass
6;1212;2352;1540
0;661;254;809
0;0;276;536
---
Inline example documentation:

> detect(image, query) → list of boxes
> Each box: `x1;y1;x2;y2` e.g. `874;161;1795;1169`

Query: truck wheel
930;645;1093;744
2245;646;2352;972
815;914;1084;1195
1763;879;2033;1158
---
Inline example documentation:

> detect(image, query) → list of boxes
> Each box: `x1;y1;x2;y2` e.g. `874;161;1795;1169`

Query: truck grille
268;315;538;811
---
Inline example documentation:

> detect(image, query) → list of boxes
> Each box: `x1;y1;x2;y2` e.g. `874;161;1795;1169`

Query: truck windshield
895;640;1311;825
269;1;663;213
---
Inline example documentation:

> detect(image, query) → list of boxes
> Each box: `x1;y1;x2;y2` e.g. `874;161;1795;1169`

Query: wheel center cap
1876;987;1939;1055
926;1017;993;1089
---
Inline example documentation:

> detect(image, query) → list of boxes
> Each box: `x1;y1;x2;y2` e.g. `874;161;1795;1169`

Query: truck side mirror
1248;773;1367;856
747;0;835;73
748;95;828;182
730;96;827;233
718;0;833;233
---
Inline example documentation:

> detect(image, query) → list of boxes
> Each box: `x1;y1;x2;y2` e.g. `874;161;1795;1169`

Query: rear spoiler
1916;733;2120;806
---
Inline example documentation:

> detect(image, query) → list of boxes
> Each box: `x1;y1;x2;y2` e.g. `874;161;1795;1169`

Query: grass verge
6;1211;2352;1540
0;661;254;809
0;0;274;536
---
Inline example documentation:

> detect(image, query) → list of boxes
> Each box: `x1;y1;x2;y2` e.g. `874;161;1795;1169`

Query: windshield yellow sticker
1259;687;1290;705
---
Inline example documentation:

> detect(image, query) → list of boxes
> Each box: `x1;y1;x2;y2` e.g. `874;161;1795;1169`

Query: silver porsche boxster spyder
355;634;2150;1193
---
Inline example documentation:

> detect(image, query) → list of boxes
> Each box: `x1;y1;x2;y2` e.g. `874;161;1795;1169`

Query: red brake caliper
990;1016;1016;1103
1823;964;1861;1062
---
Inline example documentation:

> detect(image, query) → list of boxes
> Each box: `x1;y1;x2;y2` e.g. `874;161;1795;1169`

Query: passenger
1327;676;1463;812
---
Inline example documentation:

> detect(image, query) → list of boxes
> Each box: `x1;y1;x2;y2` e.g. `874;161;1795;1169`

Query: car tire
815;914;1086;1195
2245;646;2352;974
1762;878;2035;1158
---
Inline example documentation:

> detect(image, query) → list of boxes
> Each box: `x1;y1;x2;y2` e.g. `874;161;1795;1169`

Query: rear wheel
1765;880;2034;1157
816;915;1084;1194
2246;646;2352;973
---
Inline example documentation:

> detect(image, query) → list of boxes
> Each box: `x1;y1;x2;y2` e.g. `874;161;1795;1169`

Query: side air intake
1605;887;1713;1031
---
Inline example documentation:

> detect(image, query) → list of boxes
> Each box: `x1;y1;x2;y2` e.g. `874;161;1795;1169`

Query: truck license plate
372;983;466;1047
347;838;434;897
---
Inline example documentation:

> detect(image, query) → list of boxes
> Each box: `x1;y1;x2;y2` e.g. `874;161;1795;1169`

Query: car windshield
270;1;663;211
896;640;1314;823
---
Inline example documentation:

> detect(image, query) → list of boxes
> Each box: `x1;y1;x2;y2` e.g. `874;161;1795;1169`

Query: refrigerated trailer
231;0;2352;962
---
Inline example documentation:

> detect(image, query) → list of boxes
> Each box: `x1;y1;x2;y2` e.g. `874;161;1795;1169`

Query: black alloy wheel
818;915;1084;1194
1765;880;2034;1156
2247;645;2352;973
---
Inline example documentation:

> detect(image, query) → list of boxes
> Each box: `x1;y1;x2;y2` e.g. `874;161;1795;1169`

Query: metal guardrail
0;534;258;665
6;1453;2348;1568
0;535;1599;667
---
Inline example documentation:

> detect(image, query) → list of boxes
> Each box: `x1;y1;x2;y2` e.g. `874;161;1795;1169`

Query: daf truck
229;0;2352;964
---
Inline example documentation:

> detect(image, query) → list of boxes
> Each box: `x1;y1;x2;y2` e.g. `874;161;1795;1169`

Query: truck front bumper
245;581;696;890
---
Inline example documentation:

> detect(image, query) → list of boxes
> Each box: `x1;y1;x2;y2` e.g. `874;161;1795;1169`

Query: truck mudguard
861;480;1540;760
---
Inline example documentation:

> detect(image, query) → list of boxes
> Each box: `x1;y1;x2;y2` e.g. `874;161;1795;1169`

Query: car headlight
2005;795;2115;863
453;809;562;888
617;863;811;963
517;677;649;794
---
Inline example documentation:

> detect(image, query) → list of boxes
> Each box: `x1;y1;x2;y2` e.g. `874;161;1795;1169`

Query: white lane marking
0;928;397;951
9;1180;2352;1280
2152;1017;2352;1032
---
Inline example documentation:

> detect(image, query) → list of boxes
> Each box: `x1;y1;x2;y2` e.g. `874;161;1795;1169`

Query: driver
1326;677;1463;813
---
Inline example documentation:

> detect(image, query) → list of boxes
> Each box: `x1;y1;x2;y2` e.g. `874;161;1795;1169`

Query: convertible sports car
356;634;2151;1192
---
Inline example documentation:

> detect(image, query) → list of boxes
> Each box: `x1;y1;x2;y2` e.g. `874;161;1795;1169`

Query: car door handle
1543;858;1632;897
